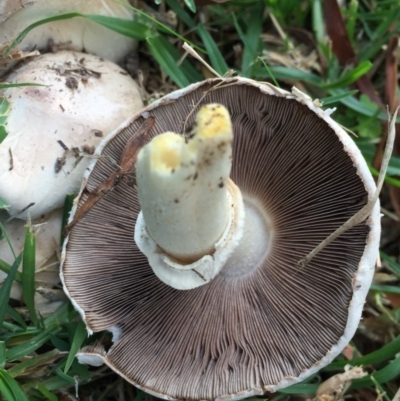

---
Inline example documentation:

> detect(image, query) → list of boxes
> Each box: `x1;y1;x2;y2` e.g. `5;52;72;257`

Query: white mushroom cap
0;50;144;219
61;78;379;400
0;0;136;65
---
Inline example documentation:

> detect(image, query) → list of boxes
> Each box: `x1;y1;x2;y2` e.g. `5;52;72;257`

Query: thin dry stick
181;79;229;136
391;385;400;401
182;42;222;79
298;106;399;267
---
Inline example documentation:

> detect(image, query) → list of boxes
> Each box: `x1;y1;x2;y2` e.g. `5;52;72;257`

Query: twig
64;116;155;235
381;206;400;222
298;107;399;267
182;42;222;79
391;385;400;401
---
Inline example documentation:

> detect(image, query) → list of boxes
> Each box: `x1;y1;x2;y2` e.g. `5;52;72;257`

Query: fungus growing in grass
0;50;143;220
0;0;137;72
61;78;380;400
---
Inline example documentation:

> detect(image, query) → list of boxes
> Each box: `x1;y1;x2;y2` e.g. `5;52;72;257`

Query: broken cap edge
60;77;380;397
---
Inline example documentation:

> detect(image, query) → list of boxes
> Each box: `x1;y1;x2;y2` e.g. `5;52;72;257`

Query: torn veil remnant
61;77;380;400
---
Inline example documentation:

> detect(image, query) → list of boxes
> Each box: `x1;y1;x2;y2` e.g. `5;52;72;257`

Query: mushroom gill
62;78;376;400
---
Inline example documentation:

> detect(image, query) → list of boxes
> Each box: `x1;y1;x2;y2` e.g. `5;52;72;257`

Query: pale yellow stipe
147;104;232;174
149;132;185;172
195;104;232;139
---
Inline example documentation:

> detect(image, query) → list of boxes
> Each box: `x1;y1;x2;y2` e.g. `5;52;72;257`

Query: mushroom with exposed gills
61;78;380;401
135;104;245;289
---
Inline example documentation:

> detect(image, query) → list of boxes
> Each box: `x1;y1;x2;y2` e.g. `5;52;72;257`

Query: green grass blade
0;98;11;143
64;321;87;374
55;367;77;384
329;334;400;369
165;0;196;28
0;197;10;209
278;382;318;394
257;57;280;87
330;89;388;120
0;253;22;328
321;61;373;90
6;306;27;330
242;3;264;77
232;2;264;77
0;259;22;283
197;25;229;76
0;368;29;401
320;90;359;105
345;0;358;45
350;355;400;388
23;375;71;392
5;13;84;55
8;349;63;378
184;0;196;12
134;390;147;401
0;83;46;89
0;222;16;260
87;14;149;40
146;36;191;88
312;0;325;43
369;166;400;188
37;384;59;401
370;284;400;295
22;224;38;326
4;10;203;55
0;342;5;369
380;251;400;278
114;0;204;52
255;65;322;86
6;326;61;362
43;303;71;327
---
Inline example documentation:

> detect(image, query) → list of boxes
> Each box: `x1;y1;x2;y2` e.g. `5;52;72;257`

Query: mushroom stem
135;104;245;289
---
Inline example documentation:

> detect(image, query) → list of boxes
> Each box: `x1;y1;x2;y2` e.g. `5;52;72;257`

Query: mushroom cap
61;78;379;400
0;0;136;65
0;50;143;219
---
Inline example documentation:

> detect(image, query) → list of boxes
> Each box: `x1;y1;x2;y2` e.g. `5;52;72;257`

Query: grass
1;0;400;399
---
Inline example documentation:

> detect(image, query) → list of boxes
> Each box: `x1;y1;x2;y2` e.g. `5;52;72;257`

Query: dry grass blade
182;42;222;79
299;107;399;267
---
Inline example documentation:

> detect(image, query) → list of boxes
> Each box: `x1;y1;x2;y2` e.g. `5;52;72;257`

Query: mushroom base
134;179;245;290
220;194;273;278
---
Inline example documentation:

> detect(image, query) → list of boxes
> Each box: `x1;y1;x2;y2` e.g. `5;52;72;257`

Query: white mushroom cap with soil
0;50;144;312
61;78;380;400
0;50;144;220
